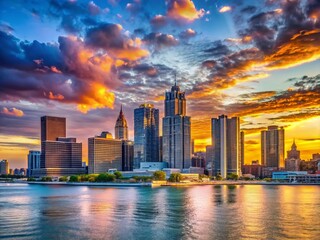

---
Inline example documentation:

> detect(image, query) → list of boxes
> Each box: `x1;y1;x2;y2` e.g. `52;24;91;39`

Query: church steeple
291;139;297;150
115;105;128;140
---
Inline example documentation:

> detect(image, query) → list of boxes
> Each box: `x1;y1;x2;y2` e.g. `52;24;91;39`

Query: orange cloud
219;6;232;13
50;66;62;73
167;0;205;22
2;107;24;117
48;91;64;100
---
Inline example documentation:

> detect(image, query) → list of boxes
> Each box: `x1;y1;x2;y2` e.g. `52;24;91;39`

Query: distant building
240;131;245;168
27;150;40;177
35;116;85;177
134;104;159;168
139;162;168;171
211;115;241;178
122;140;134;171
261;126;285;168
242;161;263;178
191;139;195;155
19;168;26;176
312;153;320;161
285;140;300;171
88;132;122;174
206;145;214;168
162;82;191;169
159;136;163;162
191;152;206;168
13;168;20;175
0;160;9;175
115;105;128;140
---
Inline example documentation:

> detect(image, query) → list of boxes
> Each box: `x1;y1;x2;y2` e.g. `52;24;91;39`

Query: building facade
122;140;134;171
36;116;85;177
285;140;301;171
134;104;159;168
261;126;285;168
211;115;241;178
162;83;191;169
88;132;122;173
27;150;40;177
115;105;128;140
0;160;9;175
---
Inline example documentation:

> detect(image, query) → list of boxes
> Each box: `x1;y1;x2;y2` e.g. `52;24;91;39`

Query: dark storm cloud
240;6;257;14
203;41;231;57
143;32;179;49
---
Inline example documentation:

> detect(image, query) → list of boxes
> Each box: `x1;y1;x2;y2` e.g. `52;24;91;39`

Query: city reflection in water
0;183;319;239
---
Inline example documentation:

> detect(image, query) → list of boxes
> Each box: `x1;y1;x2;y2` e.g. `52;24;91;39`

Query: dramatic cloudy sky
0;0;319;168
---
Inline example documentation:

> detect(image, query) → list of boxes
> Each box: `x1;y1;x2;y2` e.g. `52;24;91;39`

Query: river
0;183;319;239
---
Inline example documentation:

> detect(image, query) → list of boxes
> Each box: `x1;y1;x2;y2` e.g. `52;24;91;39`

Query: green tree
96;173;115;182
227;173;239;180
27;177;36;181
88;174;98;182
114;171;122;179
169;173;182;182
41;176;52;182
69;175;80;182
79;175;89;182
215;174;223;180
59;176;68;182
153;171;166;181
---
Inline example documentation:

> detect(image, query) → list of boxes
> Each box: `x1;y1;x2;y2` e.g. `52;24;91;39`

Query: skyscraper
162;82;191;169
115;105;128;140
0;160;9;175
211;115;241;178
41;116;66;142
240;131;245;168
35;116;85;177
88;132;122;173
122;140;134;171
27;150;40;177
261;126;285;168
134;104;159;168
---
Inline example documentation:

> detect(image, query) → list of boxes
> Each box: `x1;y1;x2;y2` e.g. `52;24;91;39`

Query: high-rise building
41;116;66;142
162;82;191;169
159;136;163;162
35;116;85;177
0;160;9;175
261;126;285;168
134;104;159;168
211;115;241;178
115;105;128;140
122;140;134;171
240;131;245;168
88;132;122;173
27;150;40;177
285;139;300;171
206;145;214;169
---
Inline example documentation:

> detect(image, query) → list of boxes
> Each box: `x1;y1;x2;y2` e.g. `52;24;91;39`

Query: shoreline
7;181;319;187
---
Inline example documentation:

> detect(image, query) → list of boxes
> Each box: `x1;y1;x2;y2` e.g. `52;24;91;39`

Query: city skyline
0;0;319;168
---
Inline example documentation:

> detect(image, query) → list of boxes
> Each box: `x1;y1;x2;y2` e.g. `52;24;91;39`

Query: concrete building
261;126;285;168
139;162;168;170
27;150;40;177
191;152;206;168
41;116;66;142
285;139;301;171
242;161;263;179
0;160;9;175
88;132;122;173
134;104;159;168
162;82;191;170
115;105;128;140
211;115;241;178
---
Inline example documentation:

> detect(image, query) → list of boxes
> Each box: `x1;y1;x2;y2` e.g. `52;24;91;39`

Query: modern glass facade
261;126;285;168
211;115;241;178
88;133;122;173
162;83;191;169
27;150;40;177
134;104;159;168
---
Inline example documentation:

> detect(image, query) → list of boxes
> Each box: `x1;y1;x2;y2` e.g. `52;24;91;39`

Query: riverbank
24;180;320;187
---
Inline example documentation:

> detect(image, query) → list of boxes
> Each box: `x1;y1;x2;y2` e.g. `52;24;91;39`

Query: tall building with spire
115;105;128;140
285;139;300;171
162;80;191;170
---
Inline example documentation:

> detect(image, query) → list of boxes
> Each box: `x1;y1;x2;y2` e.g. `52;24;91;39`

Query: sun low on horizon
0;0;319;168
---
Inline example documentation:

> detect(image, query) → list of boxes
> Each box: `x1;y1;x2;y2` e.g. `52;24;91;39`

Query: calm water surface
0;183;319;239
